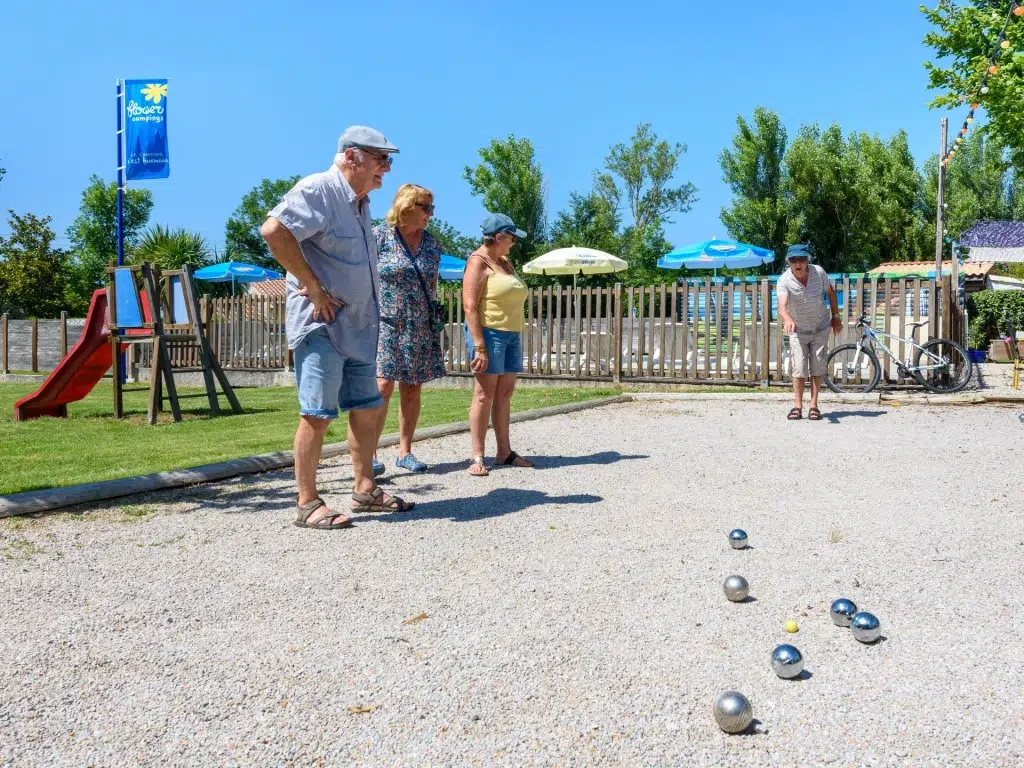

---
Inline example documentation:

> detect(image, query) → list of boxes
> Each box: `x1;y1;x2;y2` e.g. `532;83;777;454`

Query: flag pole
116;80;125;267
115;80;127;383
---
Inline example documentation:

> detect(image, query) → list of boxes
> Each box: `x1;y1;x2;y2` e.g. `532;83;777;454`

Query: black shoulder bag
393;228;447;334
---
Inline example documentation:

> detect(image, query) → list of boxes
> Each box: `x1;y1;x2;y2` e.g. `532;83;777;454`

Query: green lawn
0;383;618;496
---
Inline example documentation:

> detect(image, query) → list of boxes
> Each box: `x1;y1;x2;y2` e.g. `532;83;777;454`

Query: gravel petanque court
2;399;1023;767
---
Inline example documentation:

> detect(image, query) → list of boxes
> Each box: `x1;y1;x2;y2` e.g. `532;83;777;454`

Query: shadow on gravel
376;488;603;524
531;451;649;469
824;410;887;424
393;451;648;477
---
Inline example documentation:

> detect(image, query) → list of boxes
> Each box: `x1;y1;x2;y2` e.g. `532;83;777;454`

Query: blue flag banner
124;79;169;180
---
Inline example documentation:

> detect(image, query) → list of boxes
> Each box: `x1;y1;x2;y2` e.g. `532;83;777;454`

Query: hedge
967;289;1024;350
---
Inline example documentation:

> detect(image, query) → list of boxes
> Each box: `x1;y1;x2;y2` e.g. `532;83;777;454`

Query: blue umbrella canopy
439;254;467;281
657;239;774;271
193;261;282;282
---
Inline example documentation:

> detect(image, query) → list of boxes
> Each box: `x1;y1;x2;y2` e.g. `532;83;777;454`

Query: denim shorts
465;325;524;375
294;327;383;419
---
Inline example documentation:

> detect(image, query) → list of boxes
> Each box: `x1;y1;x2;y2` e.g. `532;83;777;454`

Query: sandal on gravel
787;407;802;421
468;456;489;476
497;451;535;468
294;498;352;530
351;487;415;514
808;407;822;421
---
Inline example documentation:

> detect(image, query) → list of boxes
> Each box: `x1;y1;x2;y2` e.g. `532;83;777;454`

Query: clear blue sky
0;0;958;254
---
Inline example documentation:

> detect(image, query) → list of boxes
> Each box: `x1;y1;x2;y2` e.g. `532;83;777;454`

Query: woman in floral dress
372;184;446;474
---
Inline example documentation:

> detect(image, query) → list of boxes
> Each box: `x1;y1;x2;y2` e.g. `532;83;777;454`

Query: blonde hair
385;184;433;227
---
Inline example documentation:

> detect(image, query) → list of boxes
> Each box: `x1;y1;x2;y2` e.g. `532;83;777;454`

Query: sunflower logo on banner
125;79;170;180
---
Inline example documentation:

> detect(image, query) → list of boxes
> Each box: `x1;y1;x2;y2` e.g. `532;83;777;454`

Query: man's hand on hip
297;284;345;323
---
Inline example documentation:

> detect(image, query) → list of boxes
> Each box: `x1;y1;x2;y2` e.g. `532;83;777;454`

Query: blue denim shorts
465;325;524;375
294;328;383;419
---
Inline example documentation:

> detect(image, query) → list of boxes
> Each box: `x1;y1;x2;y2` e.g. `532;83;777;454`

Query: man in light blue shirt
261;126;415;529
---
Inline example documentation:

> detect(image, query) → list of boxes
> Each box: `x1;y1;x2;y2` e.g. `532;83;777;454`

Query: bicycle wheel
825;343;881;393
912;338;973;394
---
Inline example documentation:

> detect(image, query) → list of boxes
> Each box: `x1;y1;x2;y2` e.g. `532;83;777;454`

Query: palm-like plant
131;225;212;271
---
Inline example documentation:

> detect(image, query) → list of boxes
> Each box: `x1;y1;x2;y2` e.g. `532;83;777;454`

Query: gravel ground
2;398;1023;767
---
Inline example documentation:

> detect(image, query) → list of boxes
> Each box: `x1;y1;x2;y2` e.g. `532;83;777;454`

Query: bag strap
393;227;435;309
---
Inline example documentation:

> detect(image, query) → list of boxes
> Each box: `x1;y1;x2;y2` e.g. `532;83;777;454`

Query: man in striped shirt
776;244;842;420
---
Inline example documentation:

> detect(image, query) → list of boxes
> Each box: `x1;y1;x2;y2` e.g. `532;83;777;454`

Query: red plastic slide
13;289;126;421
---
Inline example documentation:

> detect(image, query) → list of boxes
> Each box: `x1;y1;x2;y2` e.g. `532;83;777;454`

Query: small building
867;260;995;295
247;278;286;298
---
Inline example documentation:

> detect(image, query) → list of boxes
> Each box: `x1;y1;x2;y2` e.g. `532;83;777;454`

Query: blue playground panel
113;268;144;328
169;275;189;325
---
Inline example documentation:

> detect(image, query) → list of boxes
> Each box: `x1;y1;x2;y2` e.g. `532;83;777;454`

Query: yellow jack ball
784;620;799;633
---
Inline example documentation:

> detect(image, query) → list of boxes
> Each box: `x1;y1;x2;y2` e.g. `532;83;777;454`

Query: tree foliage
130;225;213;271
549;192;621;255
464;135;546;266
593;123;694;282
595;123;697;237
0;211;73;318
224;176;300;269
427;218;478;258
65;175;153;306
922;0;1024;165
719;107;795;272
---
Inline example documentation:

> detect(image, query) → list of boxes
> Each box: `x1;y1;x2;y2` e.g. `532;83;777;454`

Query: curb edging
0;395;629;518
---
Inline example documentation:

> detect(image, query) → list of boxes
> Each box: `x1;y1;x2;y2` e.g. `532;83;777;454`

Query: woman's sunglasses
415;202;435;215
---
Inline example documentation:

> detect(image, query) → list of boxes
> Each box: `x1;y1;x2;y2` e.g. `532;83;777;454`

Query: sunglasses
360;148;393;170
415;202;435;214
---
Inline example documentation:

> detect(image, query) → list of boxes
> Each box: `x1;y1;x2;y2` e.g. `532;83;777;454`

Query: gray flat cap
337;126;399;154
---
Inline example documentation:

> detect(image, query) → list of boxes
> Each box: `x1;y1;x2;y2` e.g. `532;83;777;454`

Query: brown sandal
294;498;352;530
787;407;802;420
351;487;415;513
808;407;822;421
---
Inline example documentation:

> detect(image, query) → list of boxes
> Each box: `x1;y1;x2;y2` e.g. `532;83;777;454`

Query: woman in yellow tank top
462;214;534;476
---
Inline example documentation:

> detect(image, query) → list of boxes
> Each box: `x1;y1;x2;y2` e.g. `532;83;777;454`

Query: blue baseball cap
337;125;399;154
786;244;812;261
481;213;527;239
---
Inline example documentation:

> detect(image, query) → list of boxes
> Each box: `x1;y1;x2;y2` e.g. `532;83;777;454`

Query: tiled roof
868;260;994;277
960;221;1024;248
248;278;286;297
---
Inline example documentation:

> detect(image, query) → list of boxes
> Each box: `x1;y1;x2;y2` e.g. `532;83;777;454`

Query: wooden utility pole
934;118;948;340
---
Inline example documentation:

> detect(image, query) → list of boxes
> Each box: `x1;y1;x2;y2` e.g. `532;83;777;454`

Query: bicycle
824;313;973;394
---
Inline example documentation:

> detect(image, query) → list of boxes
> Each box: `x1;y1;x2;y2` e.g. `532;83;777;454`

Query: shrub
967;289;1024;350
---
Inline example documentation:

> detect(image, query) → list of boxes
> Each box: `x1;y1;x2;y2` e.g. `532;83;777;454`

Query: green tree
915;132;1017;263
65;175;153;304
549;191;621;255
594;123;696;281
719;107;795;272
860;130;925;264
0;211;73;318
427;218;478;258
0;161;6;186
224;176;300;269
130;225;213;271
463;135;546;266
946;130;1015;228
785;124;908;272
922;0;1024;165
545;191;624;287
